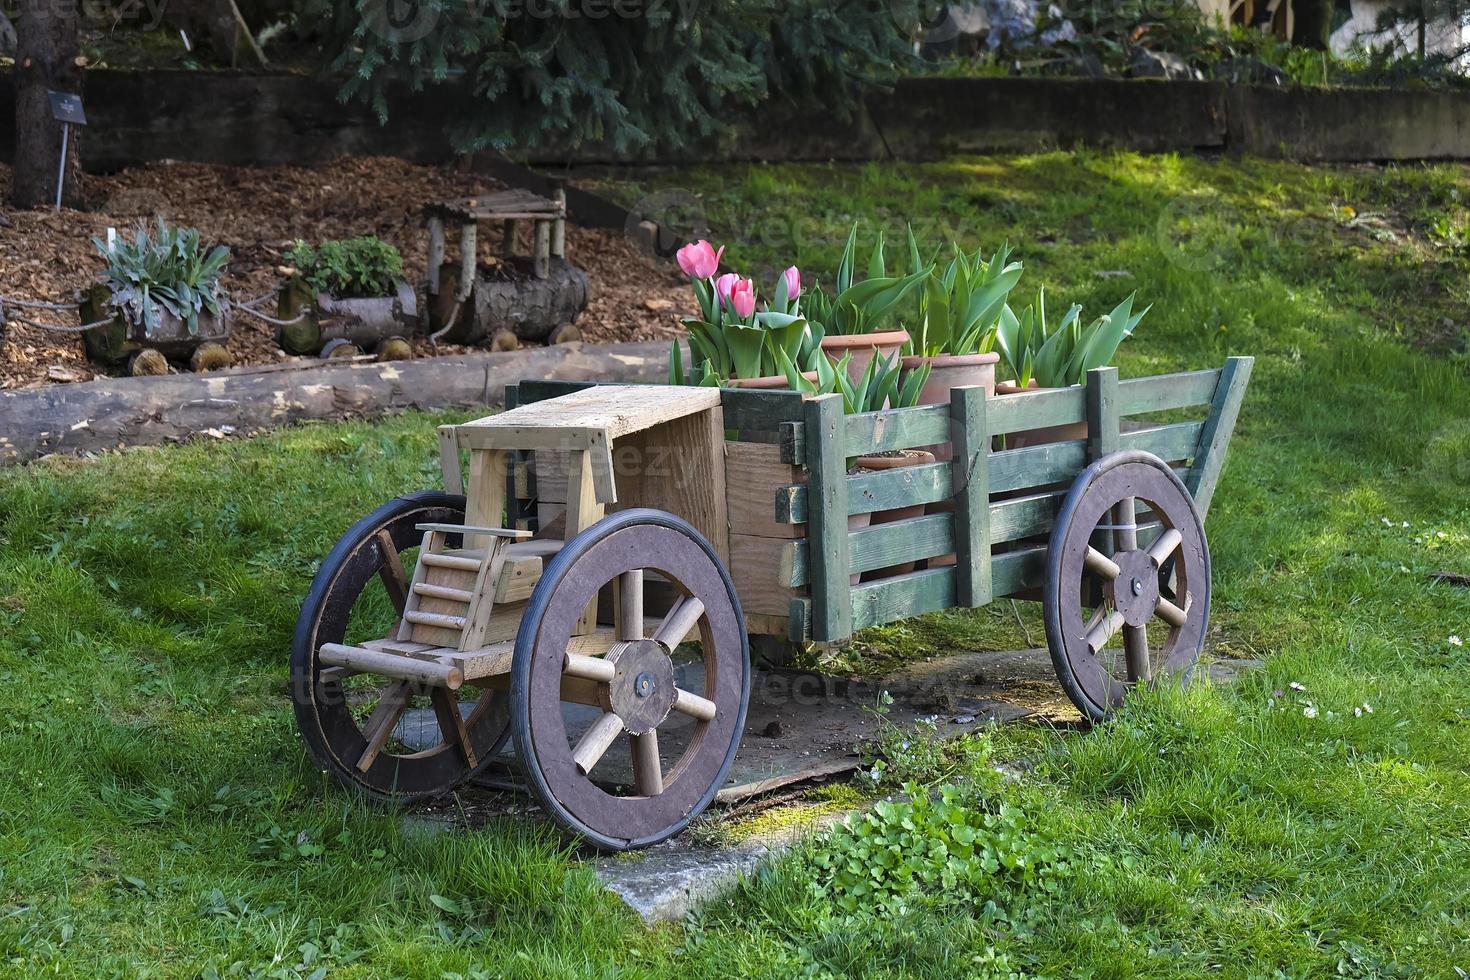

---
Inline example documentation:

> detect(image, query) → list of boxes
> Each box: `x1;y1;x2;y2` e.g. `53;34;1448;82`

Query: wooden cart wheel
1043;450;1210;721
511;508;749;851
291;490;510;800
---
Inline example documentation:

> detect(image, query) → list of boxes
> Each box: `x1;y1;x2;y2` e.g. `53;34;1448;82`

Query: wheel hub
604;639;676;735
1106;548;1161;627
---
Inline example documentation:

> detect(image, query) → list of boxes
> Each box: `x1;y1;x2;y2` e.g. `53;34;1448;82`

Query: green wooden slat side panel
1186;355;1254;520
1120;421;1206;463
804;394;851;643
1118;369;1222;415
842;405;952;458
992;545;1049;599
989;439;1088;494
988;385;1087;436
989;491;1065;545
1087;367;1121;460
517;379;596;403
951;385;990;607
849;462;954;516
850;567;957;632
781;513;956;588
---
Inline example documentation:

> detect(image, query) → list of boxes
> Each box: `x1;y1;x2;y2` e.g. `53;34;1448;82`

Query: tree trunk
12;1;84;209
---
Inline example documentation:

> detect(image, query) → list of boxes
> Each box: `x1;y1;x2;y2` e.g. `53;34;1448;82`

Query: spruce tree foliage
315;0;917;154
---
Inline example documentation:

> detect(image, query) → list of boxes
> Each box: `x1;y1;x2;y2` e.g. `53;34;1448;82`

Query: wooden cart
291;356;1252;850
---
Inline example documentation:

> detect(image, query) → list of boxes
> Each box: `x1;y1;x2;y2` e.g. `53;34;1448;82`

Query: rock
1068;52;1107;79
761;720;785;738
1127;47;1202;81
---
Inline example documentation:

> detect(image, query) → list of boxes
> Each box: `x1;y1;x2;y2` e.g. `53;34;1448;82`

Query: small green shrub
92;219;230;337
805;783;1076;919
286;237;404;298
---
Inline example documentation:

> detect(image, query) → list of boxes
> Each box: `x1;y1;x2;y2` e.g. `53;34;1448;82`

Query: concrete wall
4;70;1470;169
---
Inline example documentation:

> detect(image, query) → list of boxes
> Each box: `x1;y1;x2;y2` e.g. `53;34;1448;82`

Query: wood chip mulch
0;157;693;389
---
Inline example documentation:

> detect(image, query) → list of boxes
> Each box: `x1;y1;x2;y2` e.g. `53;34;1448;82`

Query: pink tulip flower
729;278;757;319
676;240;724;279
714;272;741;303
782;266;801;299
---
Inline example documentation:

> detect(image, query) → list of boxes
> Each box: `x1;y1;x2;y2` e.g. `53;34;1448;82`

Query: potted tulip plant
993;288;1150;447
900;232;1024;460
668;240;823;388
804;224;931;382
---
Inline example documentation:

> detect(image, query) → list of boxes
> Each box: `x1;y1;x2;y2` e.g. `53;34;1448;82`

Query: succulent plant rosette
667;239;824;387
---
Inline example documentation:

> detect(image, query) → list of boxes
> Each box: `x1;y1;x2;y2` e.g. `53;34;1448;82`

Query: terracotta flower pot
855;449;936;577
995;379;1087;449
899;351;1000;461
727;370;819;390
821;329;910;384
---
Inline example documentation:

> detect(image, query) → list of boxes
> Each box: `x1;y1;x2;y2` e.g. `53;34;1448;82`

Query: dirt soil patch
0;157;693;389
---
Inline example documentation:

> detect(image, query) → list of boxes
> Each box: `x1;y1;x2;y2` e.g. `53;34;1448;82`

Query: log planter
430;257;589;347
277;278;419;356
80;283;230;369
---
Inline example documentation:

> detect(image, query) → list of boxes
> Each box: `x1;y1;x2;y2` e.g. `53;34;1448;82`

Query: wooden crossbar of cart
291;356;1252;850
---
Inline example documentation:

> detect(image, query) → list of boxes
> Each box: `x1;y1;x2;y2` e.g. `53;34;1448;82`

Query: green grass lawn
2;151;1469;977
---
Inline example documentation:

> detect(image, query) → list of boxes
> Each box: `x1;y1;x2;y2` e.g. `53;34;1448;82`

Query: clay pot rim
899;351;1001;369
820;329;911;349
727;370;818;389
855;448;937;471
995;379;1082;394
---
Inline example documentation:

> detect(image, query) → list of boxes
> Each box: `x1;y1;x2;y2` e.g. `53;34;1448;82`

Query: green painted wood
988;385;1086;436
849;461;953;516
951;385;990;607
843;405;952;458
781;512;955;588
1186;355;1254;520
850;567;957;631
719;387;807;433
516;379;596;404
779;421;803;464
804;394;851;643
992;544;1049;599
775;482;806;525
1120;421;1206;463
1118;368;1221;415
989;438;1088;494
989;490;1065;544
786;597;811;642
1087;367;1121;460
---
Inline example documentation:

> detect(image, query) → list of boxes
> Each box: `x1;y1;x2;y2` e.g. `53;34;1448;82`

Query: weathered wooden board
727;441;806;540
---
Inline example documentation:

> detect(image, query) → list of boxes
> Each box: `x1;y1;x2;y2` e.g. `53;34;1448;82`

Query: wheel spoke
564;652;616;683
1084;547;1121;580
654;596;705;649
572;711;625;776
1147;528;1183;566
617;569;645;642
356;680;412;771
1084;609;1125;654
375;530;410;615
1112;497;1138;554
672;687;718;722
431;686;479;769
630;731;663;795
1123;624;1151;682
1155;595;1189;628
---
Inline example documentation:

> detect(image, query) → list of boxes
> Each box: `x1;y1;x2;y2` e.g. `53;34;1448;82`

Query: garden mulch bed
0;157;692;389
